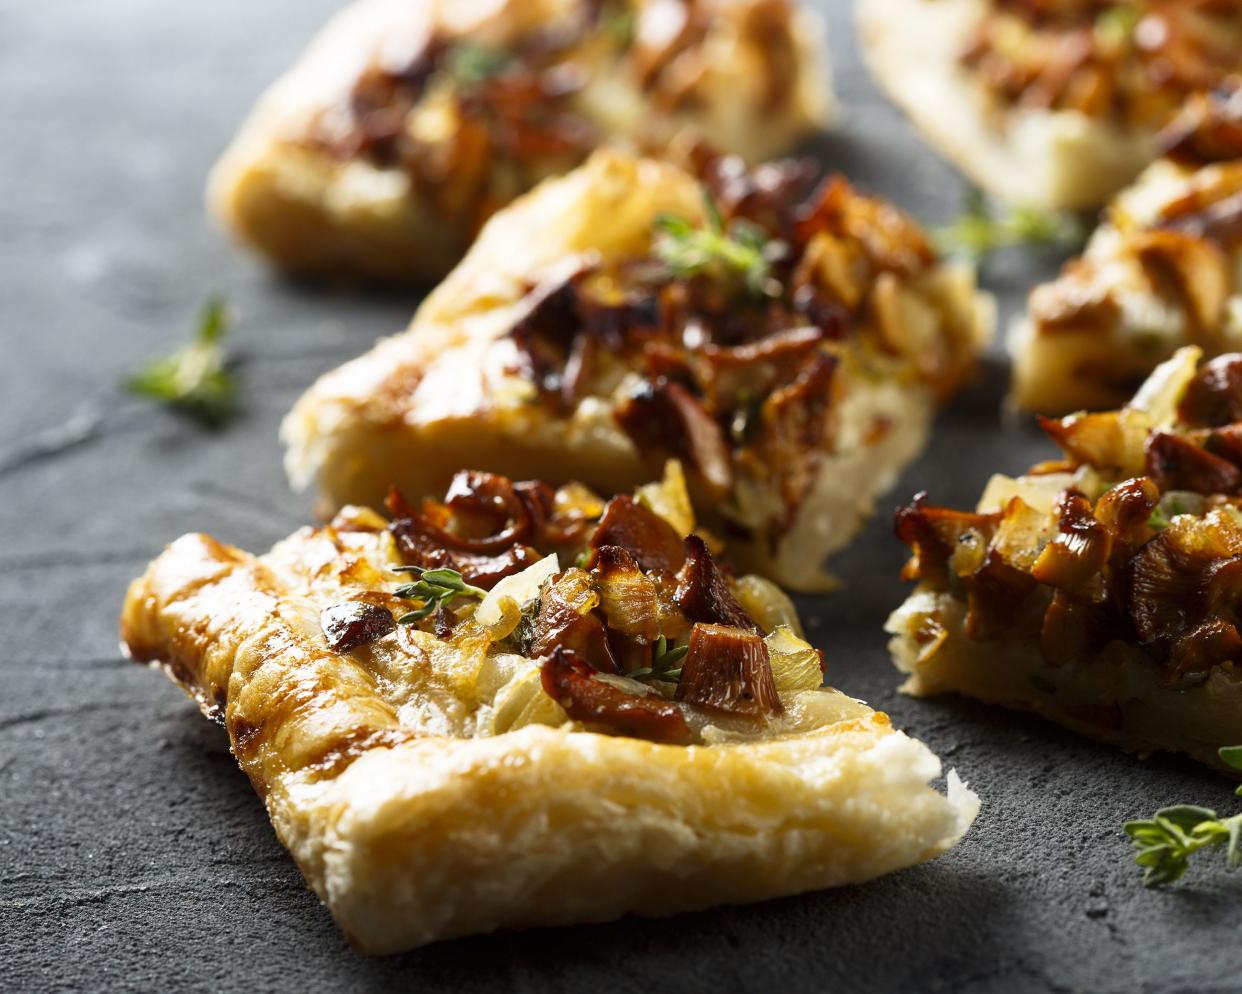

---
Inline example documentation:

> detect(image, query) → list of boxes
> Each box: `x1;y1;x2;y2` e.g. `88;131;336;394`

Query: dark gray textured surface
2;2;1239;991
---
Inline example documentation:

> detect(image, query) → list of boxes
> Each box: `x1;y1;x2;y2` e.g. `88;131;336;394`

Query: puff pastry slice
209;0;832;283
888;348;1242;770
1010;87;1242;413
283;149;994;590
858;0;1242;210
122;469;977;953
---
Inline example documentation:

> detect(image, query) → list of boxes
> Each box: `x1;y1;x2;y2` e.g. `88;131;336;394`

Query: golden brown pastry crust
122;513;977;953
281;149;994;591
209;0;833;283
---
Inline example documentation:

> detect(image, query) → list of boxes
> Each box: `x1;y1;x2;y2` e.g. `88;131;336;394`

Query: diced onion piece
488;665;568;735
1129;345;1202;426
635;459;695;537
763;626;824;691
977;472;1075;515
990;496;1057;572
474;553;559;629
734;574;804;637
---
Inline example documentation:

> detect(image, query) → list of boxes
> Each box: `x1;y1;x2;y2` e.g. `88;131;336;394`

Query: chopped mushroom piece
676;623;783;717
540;646;691;743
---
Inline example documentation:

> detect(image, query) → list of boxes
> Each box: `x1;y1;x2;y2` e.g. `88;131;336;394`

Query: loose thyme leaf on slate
1124;752;1242;885
125;295;238;427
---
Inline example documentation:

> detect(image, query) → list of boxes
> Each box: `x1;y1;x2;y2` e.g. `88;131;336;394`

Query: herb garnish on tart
888;347;1242;769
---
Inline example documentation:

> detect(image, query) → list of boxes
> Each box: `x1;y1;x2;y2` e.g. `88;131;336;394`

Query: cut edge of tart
207;0;833;284
281;147;995;592
887;347;1242;771
1009;87;1242;413
121;466;978;953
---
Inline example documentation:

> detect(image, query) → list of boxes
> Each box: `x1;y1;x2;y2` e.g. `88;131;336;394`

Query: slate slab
2;2;1239;991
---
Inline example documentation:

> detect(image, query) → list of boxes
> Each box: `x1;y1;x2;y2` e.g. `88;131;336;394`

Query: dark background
3;2;1239;991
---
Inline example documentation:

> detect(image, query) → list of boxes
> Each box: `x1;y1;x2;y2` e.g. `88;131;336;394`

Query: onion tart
283;149;994;590
122;467;977;953
209;0;832;283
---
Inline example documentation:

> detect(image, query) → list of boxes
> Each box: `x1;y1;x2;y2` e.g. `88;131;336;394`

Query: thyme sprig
125;296;238;427
628;635;689;682
1124;745;1242;886
653;191;783;298
392;565;487;623
934;188;1084;263
442;42;514;88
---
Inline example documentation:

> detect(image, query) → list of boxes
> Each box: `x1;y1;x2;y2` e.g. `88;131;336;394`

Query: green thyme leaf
1124;759;1242;885
935;188;1085;264
632;635;688;683
653;189;784;298
655;643;689;666
125;296;238;427
442;42;513;88
1147;505;1171;531
393;565;486;624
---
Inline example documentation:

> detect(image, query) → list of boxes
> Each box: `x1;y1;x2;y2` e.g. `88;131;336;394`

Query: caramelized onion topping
390;513;538;589
1031;490;1111;590
320;602;396;653
591;545;661;643
676;623;783;718
385;471;604;588
540;647;690;744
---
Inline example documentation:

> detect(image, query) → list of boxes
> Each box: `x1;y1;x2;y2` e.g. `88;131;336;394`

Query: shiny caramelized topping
676;623;783;716
306;1;804;229
961;2;1242;130
540;647;691;744
896;350;1242;682
320;602;397;652
502;158;975;534
321;466;804;742
1158;86;1242;167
